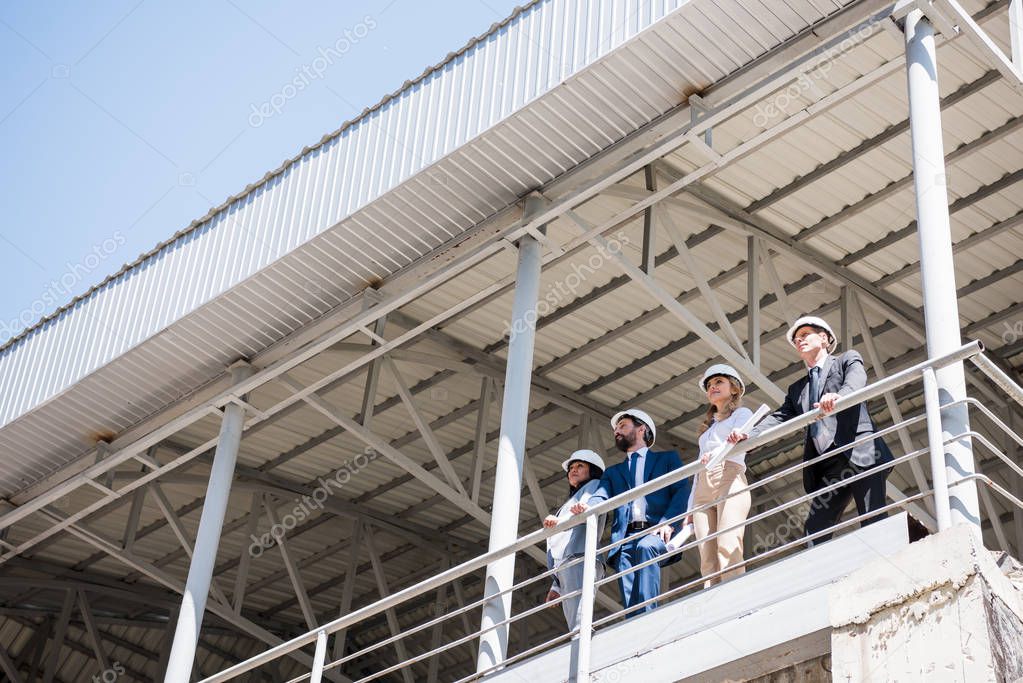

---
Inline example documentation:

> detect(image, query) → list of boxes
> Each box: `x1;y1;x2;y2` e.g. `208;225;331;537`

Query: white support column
477;196;545;673
904;10;981;535
165;361;254;683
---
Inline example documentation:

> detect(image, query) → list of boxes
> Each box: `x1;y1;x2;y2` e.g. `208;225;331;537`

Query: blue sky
0;0;525;344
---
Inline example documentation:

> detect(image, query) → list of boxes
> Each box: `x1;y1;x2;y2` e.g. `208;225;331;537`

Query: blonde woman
691;364;753;586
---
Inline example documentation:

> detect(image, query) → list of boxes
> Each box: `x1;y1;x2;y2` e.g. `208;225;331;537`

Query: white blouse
698;406;755;468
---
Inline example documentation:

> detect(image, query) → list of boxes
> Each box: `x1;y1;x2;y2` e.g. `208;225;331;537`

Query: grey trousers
554;555;605;630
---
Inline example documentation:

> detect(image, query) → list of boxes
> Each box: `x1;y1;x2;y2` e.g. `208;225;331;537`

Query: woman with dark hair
691;364;753;587
542;449;607;630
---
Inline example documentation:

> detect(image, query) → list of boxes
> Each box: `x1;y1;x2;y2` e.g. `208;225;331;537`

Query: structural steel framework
1;0;1022;681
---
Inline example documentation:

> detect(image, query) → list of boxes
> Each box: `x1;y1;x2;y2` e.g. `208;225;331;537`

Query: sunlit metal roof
1;0;1022;680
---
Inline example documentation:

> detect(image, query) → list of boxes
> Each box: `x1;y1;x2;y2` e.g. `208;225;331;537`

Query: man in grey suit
729;315;893;544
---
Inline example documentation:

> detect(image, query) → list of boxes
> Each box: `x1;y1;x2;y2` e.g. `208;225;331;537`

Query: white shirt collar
807;353;829;371
628;445;649;458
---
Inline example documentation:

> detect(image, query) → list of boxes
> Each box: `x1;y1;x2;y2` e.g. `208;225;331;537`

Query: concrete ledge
830;523;1023;681
489;513;909;683
830;523;1023;628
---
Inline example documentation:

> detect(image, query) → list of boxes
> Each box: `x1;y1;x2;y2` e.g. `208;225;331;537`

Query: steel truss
1;0;1022;679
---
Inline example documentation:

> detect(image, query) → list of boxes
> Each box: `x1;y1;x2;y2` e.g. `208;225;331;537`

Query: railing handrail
200;339;984;683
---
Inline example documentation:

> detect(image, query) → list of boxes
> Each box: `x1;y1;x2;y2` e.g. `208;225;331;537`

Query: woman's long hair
698;377;743;436
568;463;604;495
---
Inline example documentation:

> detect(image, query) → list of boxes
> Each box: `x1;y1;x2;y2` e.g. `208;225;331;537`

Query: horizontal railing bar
594;443;933;592
971;353;1023;409
593;491;932;625
963;397;1023;453
594;412;937;561
201;341;982;682
452;629;579;683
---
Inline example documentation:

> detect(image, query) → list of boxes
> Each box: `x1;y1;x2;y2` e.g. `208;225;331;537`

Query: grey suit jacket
750;351;893;492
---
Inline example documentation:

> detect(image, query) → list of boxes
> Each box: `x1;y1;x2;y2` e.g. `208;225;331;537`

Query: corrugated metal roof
3;1;1023;680
0;0;862;498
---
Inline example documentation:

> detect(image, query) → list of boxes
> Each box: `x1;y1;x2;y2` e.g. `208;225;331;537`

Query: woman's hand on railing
726;429;748;444
699;452;711;465
569;502;588;515
542;515;559;529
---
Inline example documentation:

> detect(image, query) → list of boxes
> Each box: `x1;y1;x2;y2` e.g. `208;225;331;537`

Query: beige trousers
692;461;751;587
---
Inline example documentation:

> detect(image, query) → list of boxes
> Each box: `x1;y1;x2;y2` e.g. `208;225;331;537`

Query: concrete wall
829;524;1023;682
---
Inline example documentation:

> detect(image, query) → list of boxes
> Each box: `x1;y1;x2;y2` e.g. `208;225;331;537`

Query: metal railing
200;339;1023;682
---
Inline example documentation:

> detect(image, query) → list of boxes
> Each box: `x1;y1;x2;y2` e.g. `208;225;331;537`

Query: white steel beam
747;237;761;368
76;590;110;673
932;0;1023;87
566;210;785;403
35;510;326;675
42;589;75;683
333;520;363;663
149;482;232;609
364;530;416;683
385;356;468;496
521;456;550;524
156;607;178;681
263;495;319;630
1012;0;1023;68
470;378;494;505
276;373;491;526
658;211;748;359
425;572;448;683
232;493;261;615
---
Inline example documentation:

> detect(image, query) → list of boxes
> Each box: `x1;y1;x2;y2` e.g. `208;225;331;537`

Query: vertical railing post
477;194;546;672
903;10;981;536
310;629;328;683
571;515;598;683
922;367;953;531
165;362;253;682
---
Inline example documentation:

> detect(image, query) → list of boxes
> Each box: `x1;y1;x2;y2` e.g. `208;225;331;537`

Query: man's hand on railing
542;515;559;528
651;524;673;543
726;429;748;444
814;392;841;415
569;502;588;515
545;589;560;606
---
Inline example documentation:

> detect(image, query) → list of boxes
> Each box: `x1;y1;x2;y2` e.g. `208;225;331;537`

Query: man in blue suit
571;409;691;615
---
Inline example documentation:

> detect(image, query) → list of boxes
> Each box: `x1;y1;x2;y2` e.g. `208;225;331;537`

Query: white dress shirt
627;446;650;522
698;406;755;469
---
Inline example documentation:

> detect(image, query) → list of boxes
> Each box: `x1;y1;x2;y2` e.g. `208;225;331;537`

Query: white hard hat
786;315;838;353
561;449;606;473
698;364;745;397
609;409;657;446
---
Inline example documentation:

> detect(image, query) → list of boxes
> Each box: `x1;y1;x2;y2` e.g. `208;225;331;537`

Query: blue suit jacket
587;449;692;567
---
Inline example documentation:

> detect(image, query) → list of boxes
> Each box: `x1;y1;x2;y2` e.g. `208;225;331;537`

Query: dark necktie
808;366;821;438
628;452;639;488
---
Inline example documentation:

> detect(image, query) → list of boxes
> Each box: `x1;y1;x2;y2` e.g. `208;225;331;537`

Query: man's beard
614;433;630;452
